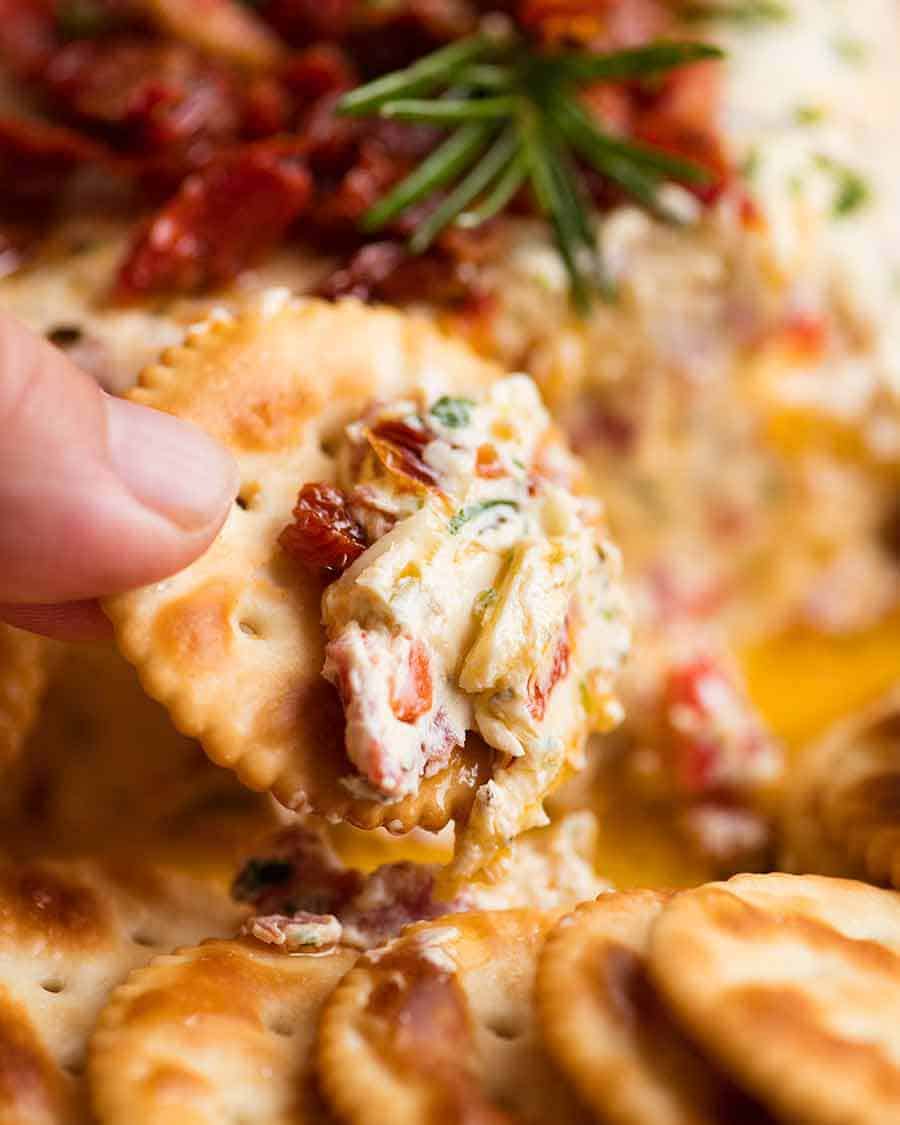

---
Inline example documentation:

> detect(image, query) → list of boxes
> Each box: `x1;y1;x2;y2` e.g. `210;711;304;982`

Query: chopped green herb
681;1;790;25
740;147;760;181
430;395;475;428
832;35;867;65
794;104;825;125
449;499;519;534
579;679;592;712
474;587;498;618
815;155;869;218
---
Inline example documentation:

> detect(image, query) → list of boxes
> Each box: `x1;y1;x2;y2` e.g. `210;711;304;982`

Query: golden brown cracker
89;937;356;1124
0;641;281;871
0;623;52;771
536;892;770;1125
318;910;591;1125
649;873;900;1125
104;297;503;831
0;856;244;1124
782;689;900;887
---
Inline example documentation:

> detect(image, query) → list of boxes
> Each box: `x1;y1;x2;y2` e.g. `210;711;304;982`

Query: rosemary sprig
338;32;723;309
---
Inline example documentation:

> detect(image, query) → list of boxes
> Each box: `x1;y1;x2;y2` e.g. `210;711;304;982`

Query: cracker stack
59;875;900;1123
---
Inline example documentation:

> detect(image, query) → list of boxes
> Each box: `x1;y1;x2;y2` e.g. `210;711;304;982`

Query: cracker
536;891;769;1125
318;909;591;1125
781;690;900;888
0;856;244;1125
0;624;52;771
104;297;507;832
649;873;900;1125
0;642;281;869
89;938;356;1124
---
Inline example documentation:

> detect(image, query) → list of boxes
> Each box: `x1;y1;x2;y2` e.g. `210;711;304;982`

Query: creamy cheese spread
297;375;629;857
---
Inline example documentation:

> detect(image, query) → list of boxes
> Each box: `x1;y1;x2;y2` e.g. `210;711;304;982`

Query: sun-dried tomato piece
368;417;439;489
633;60;729;201
318;238;478;306
663;656;774;796
0;113;119;203
257;0;356;45
281;44;356;100
115;141;311;296
0;0;58;79
527;629;571;722
279;481;368;577
43;38;241;159
390;640;433;724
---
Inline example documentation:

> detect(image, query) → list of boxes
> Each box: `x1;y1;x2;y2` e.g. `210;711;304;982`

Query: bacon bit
244;910;342;950
115;141;311;295
663;657;769;795
528;629;571;722
43;39;241;161
278;481;367;577
779;312;828;361
664;657;724;793
390;640;433;724
138;0;286;70
368;417;439;489
475;444;505;479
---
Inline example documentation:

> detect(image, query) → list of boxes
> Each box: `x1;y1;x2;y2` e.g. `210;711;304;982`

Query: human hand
0;313;238;640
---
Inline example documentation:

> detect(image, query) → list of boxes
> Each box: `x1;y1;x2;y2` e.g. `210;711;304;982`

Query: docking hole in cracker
104;297;629;873
317;909;591;1125
89;937;357;1125
0;856;244;1124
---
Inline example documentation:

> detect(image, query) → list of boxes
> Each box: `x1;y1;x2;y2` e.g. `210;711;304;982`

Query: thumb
0;312;238;607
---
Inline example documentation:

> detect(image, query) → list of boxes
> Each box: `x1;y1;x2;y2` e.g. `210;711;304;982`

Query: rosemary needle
339;31;724;307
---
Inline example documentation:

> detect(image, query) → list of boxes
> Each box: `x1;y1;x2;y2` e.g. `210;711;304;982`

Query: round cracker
0;641;281;869
89;937;356;1124
103;297;502;832
0;856;244;1124
536;891;770;1125
649;873;900;1125
781;689;900;888
318;909;591;1125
